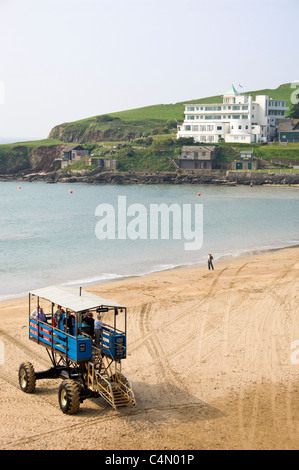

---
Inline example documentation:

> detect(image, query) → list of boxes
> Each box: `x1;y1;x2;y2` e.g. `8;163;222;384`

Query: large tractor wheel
58;379;81;415
19;362;36;393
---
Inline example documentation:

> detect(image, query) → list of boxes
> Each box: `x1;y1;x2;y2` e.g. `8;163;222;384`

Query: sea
0;181;298;301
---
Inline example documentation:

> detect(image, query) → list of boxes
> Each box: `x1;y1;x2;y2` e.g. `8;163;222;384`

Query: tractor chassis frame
34;348;95;402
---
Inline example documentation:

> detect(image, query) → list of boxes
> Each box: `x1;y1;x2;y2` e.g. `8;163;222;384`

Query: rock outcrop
2;169;298;186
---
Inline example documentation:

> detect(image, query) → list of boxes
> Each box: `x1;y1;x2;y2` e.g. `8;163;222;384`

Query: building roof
181;145;216;152
63;145;85;152
277;119;299;132
30;286;124;312
224;84;239;96
180;145;217;160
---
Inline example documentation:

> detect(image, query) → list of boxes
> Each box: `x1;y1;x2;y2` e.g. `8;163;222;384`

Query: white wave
0;233;38;241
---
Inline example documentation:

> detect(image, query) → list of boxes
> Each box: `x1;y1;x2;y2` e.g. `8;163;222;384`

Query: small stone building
178;145;218;170
85;157;118;170
277;119;299;143
58;145;90;168
232;150;259;170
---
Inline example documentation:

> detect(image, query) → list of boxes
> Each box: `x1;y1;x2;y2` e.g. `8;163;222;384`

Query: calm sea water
0;181;298;301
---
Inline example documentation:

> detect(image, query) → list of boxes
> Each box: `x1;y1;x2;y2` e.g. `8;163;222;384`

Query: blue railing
29;319;92;362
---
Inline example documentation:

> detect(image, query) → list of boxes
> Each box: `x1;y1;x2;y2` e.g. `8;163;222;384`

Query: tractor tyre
58;379;80;415
19;362;36;393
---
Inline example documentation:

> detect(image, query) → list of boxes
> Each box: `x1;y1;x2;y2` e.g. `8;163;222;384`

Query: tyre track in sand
236;261;299;449
135;267;232;400
131;266;229;355
0;328;49;369
1;396;217;450
192;263;250;373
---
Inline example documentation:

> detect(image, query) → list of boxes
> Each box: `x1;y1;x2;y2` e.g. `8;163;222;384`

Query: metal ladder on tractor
87;353;136;410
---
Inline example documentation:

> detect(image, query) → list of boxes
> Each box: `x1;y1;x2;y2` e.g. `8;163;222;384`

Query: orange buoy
70;190;73;194
18;186;21;189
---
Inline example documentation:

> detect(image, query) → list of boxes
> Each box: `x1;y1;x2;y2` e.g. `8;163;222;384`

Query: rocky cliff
0;144;64;175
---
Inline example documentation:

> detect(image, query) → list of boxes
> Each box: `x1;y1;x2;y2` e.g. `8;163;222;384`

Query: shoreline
1;241;299;304
1;169;299;186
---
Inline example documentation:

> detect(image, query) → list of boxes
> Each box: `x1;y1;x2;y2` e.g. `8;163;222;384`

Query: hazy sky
0;0;298;142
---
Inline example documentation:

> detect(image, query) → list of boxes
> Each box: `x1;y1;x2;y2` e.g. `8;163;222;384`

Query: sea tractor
18;286;136;414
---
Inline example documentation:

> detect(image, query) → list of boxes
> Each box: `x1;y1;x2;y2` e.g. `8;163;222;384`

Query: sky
0;0;298;142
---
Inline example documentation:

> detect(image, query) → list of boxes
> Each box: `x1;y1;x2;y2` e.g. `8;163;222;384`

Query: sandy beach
0;246;298;450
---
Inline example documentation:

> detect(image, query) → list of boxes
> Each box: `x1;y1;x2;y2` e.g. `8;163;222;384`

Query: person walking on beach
208;253;214;271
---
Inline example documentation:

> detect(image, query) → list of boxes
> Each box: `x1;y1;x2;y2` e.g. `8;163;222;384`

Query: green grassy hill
109;83;293;121
48;83;293;143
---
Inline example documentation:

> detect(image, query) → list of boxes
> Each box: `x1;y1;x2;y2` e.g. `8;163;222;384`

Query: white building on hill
177;85;289;144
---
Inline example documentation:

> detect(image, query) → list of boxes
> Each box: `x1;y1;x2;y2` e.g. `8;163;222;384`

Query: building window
217;126;222;130
187;107;194;111
187;115;195;120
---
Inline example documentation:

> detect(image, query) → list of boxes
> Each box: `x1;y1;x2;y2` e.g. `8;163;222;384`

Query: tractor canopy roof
30;286;124;313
